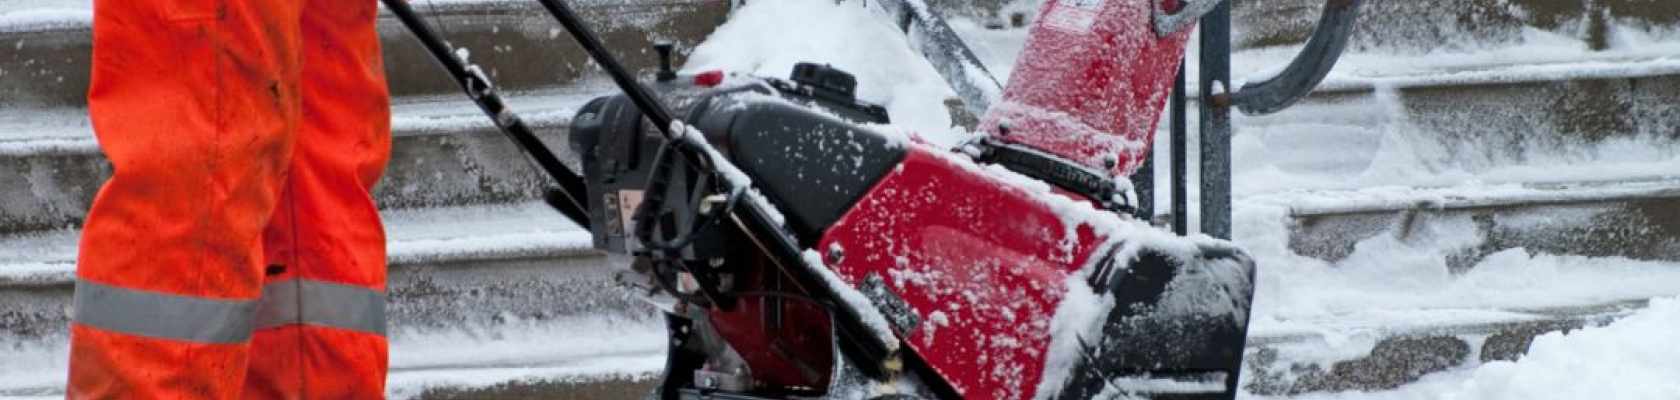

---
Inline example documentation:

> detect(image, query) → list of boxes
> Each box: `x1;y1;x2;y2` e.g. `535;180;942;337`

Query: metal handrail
1226;0;1364;115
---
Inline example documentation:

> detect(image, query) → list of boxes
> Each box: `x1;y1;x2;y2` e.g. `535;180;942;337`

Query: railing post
1170;63;1189;236
1131;150;1155;221
1198;1;1233;240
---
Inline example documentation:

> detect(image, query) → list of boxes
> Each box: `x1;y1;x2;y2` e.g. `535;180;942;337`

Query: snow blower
383;0;1360;398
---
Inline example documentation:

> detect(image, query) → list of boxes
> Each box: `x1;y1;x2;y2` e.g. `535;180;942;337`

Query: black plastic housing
570;68;902;253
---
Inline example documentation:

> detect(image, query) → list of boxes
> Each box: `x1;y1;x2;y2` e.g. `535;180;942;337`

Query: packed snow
1245;297;1680;400
680;0;968;147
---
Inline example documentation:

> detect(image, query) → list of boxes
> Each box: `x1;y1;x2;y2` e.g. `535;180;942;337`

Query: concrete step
958;10;1680;156
3;338;665;399
953;0;1678;52
0;84;619;235
1271;177;1680;267
0;0;730;109
411;376;657;400
1232;0;1680;51
1242;298;1651;395
1221;57;1680;178
0;200;655;342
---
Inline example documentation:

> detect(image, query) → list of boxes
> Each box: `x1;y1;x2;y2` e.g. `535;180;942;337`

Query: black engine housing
569;66;904;254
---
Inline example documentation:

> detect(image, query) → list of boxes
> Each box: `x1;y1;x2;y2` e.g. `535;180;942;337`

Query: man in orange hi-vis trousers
68;0;391;397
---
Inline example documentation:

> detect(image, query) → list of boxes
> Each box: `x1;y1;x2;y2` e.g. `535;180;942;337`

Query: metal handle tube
380;0;592;228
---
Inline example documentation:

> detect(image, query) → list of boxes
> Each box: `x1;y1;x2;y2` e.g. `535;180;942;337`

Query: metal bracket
860;273;920;336
971;137;1135;213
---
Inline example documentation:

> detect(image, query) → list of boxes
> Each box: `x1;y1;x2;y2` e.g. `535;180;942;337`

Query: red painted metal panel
818;148;1111;398
981;0;1194;177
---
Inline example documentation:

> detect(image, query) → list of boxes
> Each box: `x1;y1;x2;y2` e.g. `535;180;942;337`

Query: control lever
655;43;677;82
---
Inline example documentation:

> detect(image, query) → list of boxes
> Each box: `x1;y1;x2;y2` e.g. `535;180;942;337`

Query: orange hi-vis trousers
69;0;392;398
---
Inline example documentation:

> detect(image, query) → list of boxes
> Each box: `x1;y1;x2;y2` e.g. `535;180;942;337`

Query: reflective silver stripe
72;279;258;344
72;278;387;343
253;279;387;336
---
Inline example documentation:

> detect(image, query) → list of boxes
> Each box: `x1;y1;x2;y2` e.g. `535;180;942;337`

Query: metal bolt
827;244;844;264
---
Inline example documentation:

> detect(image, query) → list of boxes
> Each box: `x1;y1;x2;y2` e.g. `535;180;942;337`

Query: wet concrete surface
416;376;657;400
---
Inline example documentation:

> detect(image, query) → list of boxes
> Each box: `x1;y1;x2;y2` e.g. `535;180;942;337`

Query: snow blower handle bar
530;0;900;369
388;0;902;371
380;0;591;228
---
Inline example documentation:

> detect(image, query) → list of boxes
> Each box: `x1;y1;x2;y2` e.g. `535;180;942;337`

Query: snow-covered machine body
982;0;1195;177
572;67;1253;400
380;0;1368;398
565;1;1254;398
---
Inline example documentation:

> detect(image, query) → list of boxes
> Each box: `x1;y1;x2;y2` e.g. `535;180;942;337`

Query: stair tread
1181;52;1680;98
1253;176;1680;216
0;6;87;33
1199;44;1680;96
0;0;549;31
1250;298;1649;346
0;200;596;285
956;21;1680;96
1309;53;1680;92
0;83;615;155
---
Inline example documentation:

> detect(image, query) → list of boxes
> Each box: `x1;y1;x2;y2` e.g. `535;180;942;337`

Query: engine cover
571;68;895;254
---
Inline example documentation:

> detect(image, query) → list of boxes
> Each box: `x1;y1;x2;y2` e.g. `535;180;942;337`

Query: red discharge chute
981;0;1194;178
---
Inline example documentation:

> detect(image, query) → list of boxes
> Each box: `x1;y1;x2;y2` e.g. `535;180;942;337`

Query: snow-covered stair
0;0;730;108
1277;177;1680;266
1204;6;1680;394
1241;298;1650;395
0;201;668;397
1232;0;1680;52
0;200;649;344
0;85;611;234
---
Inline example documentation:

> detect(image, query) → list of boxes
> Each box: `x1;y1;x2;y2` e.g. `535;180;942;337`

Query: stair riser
0;253;653;342
1290;196;1680;266
1244;73;1680;171
0;122;575;235
960;0;1677;51
0;1;727;109
1233;0;1680;51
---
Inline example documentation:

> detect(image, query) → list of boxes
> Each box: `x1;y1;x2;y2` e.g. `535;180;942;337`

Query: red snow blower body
563;1;1251;399
379;0;1339;398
